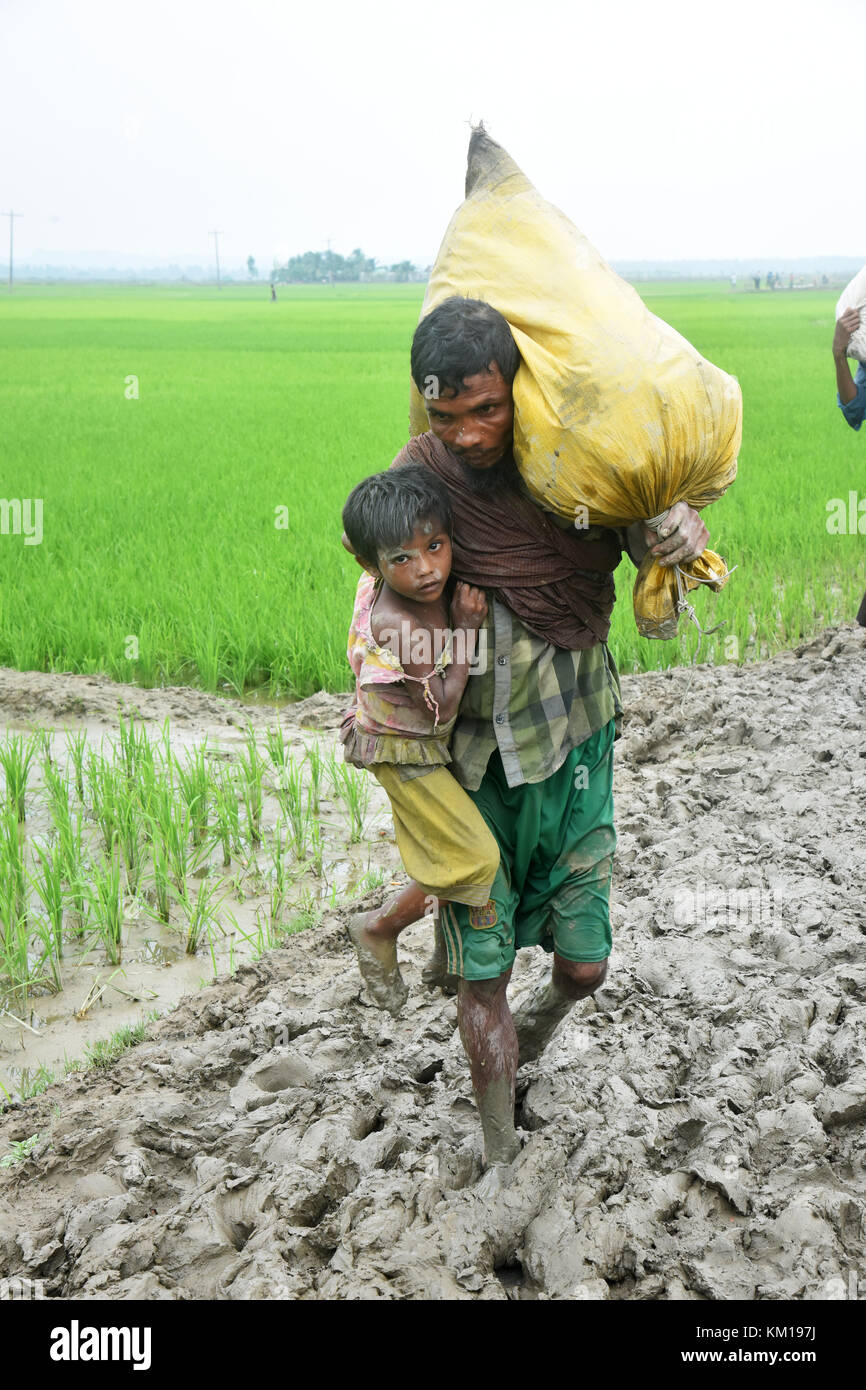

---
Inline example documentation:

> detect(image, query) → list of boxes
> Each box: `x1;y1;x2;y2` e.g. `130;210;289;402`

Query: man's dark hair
342;463;453;569
410;296;520;397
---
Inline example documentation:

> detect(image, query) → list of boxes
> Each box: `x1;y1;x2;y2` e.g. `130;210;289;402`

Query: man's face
424;362;514;471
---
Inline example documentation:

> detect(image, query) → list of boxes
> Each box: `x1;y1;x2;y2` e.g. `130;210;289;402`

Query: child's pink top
340;571;456;768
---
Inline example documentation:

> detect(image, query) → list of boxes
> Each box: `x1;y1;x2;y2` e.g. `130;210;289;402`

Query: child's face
373;518;452;605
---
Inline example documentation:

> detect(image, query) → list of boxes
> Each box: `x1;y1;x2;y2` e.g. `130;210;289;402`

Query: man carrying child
343;297;710;1179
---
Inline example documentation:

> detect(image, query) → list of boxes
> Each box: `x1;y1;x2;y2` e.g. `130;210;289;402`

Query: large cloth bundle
836;266;866;362
409;127;742;639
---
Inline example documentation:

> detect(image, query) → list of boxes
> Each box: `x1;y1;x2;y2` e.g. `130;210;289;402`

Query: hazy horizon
2;0;864;271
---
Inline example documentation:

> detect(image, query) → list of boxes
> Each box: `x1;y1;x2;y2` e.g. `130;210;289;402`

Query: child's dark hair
342;464;453;569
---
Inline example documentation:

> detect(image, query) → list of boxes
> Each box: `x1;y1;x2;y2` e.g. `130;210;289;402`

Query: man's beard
456;451;521;495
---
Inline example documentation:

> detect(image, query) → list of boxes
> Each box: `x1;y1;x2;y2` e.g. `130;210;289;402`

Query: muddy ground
0;626;864;1301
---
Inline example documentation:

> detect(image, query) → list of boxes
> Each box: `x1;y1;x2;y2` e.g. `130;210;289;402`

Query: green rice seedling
51;798;87;926
213;767;242;867
268;825;307;922
0;732;38;822
235;905;273;961
16;1065;55;1101
158;801;202;897
131;752;162;827
64;730;88;802
29;842;65;985
32;729;54;769
203;908;236;978
85;851;125;965
179;875;229;956
28;914;64;994
174;742;211;847
336;763;371;843
148;828;172;923
189;620;225;692
152;717;174;785
307;811;323;878
43;755;72;828
305;742;324;814
114;783;146;896
86;750;120;854
0;809;28;923
143;761;176;839
0;908;30;1011
324;747;343;800
285;890;322;936
0;815;35;1009
117;717;160;824
351;867;388;897
82;1017;152;1069
265;725;289;775
235;904;299;960
115;711;150;783
66;872;89;941
116;712;137;781
237;727;266;845
277;759;309;857
239;778;263;849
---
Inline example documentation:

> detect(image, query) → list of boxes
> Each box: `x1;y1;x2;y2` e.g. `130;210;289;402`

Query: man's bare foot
474;1160;516;1199
421;954;458;995
421;910;458;994
512;975;576;1064
346;913;408;1016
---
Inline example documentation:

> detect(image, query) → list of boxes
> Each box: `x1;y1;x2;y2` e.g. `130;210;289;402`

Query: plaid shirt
449;597;622;791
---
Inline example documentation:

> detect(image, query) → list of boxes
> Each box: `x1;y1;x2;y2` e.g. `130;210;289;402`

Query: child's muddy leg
421;906;458;995
346;881;428;1015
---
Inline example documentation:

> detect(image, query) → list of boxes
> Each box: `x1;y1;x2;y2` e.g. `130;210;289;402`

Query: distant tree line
271;248;420;284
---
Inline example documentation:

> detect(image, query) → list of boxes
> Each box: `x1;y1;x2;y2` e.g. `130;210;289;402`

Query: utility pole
210;229;222;290
3;211;22;292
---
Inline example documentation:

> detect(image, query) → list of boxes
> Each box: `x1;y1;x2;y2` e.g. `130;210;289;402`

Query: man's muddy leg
457;969;520;1168
346;881;428;1015
420;906;458;995
512;956;608;1064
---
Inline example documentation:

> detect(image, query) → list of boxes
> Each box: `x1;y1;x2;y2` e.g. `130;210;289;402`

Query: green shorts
438;720;616;981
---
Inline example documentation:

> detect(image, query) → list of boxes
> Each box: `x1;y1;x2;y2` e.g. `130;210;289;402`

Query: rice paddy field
0;278;863;1102
1;279;864;696
1;281;865;1307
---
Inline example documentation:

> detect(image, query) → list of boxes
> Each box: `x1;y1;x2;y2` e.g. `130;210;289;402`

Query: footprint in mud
230;1051;318;1111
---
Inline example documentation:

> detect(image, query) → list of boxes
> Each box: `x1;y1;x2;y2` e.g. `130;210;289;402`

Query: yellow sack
410;127;742;640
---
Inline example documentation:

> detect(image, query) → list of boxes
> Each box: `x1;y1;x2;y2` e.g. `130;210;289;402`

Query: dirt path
1;627;864;1300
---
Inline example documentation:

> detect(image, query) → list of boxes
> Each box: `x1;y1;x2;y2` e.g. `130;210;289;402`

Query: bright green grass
0;281;862;692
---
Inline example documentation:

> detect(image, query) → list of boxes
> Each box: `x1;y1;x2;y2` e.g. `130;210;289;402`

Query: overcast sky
2;0;864;269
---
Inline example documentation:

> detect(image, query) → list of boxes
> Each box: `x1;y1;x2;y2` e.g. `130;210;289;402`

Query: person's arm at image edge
834;308;866;428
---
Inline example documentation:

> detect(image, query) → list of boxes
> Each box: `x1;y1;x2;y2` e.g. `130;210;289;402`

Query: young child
340;463;499;1014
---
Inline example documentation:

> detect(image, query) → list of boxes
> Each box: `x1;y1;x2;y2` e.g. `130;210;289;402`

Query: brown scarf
396;432;621;649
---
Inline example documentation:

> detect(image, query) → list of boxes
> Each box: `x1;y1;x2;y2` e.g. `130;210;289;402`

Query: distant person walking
832;306;866;626
753;274;761;291
270;282;277;302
